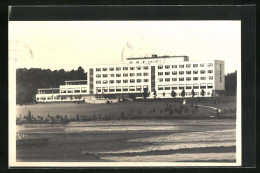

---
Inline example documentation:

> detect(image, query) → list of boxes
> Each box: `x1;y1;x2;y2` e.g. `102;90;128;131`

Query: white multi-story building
36;55;225;102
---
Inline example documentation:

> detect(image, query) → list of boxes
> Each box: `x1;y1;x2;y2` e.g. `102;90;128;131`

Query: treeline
16;66;86;105
225;70;237;96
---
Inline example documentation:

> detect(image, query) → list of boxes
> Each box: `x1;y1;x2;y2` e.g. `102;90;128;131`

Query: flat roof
38;88;60;90
65;80;87;82
126;55;188;60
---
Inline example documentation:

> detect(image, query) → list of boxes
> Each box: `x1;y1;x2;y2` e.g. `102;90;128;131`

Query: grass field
16;96;236;120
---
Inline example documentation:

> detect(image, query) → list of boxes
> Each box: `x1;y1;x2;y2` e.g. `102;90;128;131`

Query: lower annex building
36;55;225;102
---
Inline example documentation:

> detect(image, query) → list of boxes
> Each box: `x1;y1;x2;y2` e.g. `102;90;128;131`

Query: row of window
96;66;149;72
96;79;149;84
96;72;149;78
158;63;213;69
159;70;213;75
96;86;148;93
60;87;87;94
158;84;213;90
158;76;213;82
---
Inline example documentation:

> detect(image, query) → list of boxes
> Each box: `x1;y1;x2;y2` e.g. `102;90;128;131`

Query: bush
106;101;111;104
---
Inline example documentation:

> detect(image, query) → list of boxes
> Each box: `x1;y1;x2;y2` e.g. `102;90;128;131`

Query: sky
9;21;240;74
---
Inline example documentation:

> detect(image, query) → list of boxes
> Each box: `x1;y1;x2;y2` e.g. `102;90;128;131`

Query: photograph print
9;19;241;167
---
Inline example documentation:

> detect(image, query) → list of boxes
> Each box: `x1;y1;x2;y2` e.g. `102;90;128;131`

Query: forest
16;67;237;105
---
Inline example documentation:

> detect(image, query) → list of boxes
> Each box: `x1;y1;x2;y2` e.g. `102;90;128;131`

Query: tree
143;88;149;100
181;89;185;97
201;89;205;97
171;90;176;98
225;71;237;96
191;89;195;98
211;90;215;97
153;90;157;99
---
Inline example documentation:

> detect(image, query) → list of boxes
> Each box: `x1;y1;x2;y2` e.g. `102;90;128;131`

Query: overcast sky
9;21;240;74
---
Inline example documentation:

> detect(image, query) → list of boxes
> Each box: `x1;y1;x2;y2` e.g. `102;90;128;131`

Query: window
207;83;213;89
200;77;206;80
165;72;170;75
143;72;149;76
129;86;135;91
200;64;205;67
193;70;198;74
68;88;73;93
103;68;107;71
172;78;177;81
171;84;177;90
220;77;222;82
144;79;149;82
123;67;128;70
208;76;213;80
200;84;206;89
172;71;177;75
220;64;222;69
158;65;163;69
158;85;163;90
208;63;213;67
123;73;128;77
116;67;121;71
193;64;198;67
179;77;184;81
96;68;101;71
143;66;149;70
193;77;198;81
123;80;128;83
81;87;87;93
220;70;222;75
179;65;184;68
172;65;177;68
130;67;135;70
208;70;213;74
103;87;108;92
116;87;121;92
130;79;135;83
103;80;108;84
137;79;142;83
109;80;114;84
165;65;170;69
116;80;121;83
136;61;139;64
193;84;199;89
96;74;101;78
186;85;192;89
186;77;191;81
96;88;102;93
137;66;141;70
96;81;101;84
116;74;121;77
165;78;170;82
165;85;170;90
123;87;128;91
186;64;191;68
103;74;108;78
179;71;184;75
109;67;114;71
136;86;142;91
186;71;191;74
61;89;66;93
137;73;142;76
179;85;185;90
158;78;163;82
130;73;135;77
109;74;114;77
200;70;206;74
109;87;115;92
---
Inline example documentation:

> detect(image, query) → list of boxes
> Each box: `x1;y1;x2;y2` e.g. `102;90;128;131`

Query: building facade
36;55;225;102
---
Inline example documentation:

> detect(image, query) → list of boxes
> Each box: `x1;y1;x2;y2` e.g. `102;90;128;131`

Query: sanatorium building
36;55;225;102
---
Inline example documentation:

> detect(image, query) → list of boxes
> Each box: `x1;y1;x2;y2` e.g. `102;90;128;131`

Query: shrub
106;101;111;104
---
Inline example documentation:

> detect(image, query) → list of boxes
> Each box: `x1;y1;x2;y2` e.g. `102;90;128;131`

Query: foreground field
16;119;236;162
16;96;236;120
